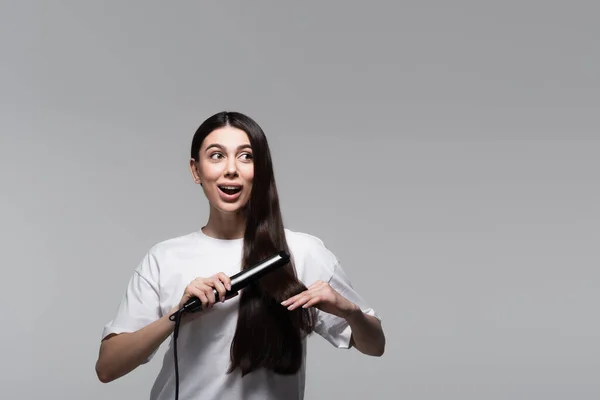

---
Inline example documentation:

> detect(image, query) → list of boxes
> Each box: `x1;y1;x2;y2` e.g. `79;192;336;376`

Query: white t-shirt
101;228;381;400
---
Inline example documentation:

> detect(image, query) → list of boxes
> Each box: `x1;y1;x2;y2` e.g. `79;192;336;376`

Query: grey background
1;1;598;399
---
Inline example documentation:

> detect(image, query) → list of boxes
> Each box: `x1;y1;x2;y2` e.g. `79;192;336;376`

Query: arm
282;280;386;357
95;306;178;383
96;269;232;383
346;307;386;356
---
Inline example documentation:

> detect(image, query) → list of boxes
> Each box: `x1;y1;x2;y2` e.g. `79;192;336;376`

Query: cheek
200;164;222;181
240;165;254;182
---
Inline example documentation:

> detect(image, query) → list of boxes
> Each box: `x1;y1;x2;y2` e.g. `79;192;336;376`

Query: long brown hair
190;111;316;376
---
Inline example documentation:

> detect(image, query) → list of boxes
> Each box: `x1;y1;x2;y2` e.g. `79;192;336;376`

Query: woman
95;111;385;400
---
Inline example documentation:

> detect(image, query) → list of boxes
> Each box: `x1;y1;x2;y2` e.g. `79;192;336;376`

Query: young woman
95;111;385;400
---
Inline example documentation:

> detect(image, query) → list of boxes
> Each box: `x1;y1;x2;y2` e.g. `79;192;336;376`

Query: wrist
342;302;362;321
166;306;199;327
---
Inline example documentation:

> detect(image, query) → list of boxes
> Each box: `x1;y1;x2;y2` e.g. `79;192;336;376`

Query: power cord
169;308;185;400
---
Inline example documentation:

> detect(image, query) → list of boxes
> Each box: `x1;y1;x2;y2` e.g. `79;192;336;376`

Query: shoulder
284;228;340;284
134;231;200;277
147;231;200;258
284;228;324;248
284;228;332;257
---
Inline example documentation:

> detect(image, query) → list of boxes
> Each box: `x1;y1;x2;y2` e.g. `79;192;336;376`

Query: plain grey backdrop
1;1;598;399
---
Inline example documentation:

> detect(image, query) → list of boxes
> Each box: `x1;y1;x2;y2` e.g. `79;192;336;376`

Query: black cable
171;309;183;400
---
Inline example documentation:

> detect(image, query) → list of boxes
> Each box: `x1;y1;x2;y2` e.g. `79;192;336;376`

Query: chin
214;201;249;215
218;207;245;215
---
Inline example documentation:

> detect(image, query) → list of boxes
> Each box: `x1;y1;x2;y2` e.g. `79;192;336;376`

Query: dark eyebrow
205;144;252;152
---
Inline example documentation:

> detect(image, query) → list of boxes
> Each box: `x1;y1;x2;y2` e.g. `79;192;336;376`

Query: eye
239;152;253;161
209;152;224;160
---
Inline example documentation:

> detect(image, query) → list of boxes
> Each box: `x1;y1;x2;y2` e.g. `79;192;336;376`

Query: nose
224;158;238;177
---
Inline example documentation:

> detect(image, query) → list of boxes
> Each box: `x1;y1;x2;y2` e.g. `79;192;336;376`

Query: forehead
202;126;250;149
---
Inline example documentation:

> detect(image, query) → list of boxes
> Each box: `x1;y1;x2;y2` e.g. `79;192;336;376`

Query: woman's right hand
177;272;233;311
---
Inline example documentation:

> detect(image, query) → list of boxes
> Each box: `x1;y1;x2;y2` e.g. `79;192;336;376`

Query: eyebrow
205;144;252;152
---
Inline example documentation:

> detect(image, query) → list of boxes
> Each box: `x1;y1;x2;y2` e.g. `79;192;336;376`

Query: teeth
221;186;240;189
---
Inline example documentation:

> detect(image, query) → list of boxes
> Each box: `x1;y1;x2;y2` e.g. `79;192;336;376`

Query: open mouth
218;185;242;195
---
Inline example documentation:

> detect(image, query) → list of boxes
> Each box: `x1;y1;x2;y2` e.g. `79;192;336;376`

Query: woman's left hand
281;280;360;319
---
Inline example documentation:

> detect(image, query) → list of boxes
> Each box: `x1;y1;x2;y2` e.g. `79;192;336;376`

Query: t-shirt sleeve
101;251;163;363
302;236;383;349
313;262;382;349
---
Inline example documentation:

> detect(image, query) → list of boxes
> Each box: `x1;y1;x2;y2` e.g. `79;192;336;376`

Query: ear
189;158;202;185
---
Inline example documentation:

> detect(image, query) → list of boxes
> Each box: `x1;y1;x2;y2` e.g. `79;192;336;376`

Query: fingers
282;291;316;310
216;272;232;291
213;272;231;303
211;278;227;303
281;281;336;311
300;296;322;309
189;279;214;308
281;292;304;307
184;283;210;309
282;280;326;308
203;282;217;306
182;272;234;311
285;293;321;310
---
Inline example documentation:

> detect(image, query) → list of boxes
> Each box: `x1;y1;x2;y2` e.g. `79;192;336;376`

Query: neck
202;207;247;239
